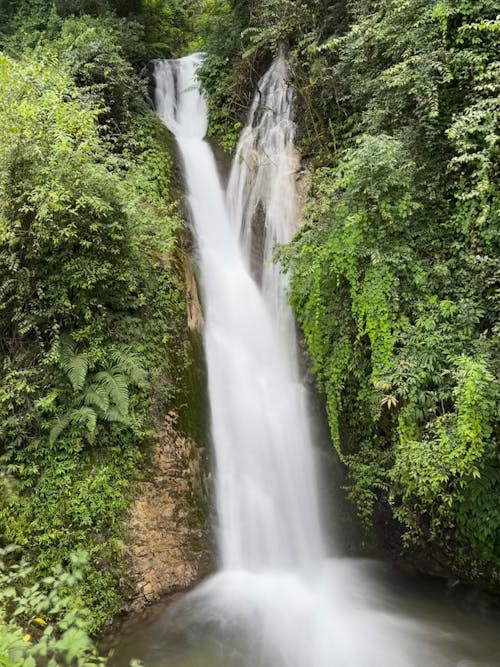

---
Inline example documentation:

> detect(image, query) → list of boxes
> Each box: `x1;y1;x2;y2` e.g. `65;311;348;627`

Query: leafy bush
283;0;500;581
0;11;191;629
0;546;108;667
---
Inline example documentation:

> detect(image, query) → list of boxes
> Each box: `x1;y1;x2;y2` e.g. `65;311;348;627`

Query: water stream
112;54;499;667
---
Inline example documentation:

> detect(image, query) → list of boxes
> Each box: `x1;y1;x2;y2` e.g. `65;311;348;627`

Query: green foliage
0;0;195;60
214;0;500;584
0;546;108;667
240;1;318;57
0;2;195;631
49;15;146;135
278;0;500;582
0;53;139;342
48;336;147;444
196;1;254;151
392;355;499;544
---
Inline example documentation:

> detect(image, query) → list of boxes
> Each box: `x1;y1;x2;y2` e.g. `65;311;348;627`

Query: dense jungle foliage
201;0;500;588
0;0;210;653
2;0;500;657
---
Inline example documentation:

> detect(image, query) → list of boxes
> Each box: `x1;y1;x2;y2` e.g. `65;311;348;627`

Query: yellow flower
33;617;47;626
22;634;31;642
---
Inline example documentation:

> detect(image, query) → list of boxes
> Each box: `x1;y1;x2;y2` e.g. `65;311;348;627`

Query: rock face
123;257;211;613
295;162;312;225
185;261;204;332
124;413;211;613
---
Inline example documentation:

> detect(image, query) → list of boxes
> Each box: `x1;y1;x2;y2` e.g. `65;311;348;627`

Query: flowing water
155;53;323;572
112;55;500;667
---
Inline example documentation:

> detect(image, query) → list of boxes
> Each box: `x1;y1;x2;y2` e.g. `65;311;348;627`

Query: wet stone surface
123;414;211;614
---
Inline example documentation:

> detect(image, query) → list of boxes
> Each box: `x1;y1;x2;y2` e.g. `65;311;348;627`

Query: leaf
109;348;147;388
58;335;77;364
49;413;71;445
65;354;89;393
49;407;97;444
82;385;110;412
69;407;97;437
34;390;59;412
381;394;399;410
59;335;89;392
94;371;129;415
104;407;129;424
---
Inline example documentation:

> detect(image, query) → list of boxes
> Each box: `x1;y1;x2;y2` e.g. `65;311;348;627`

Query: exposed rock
294;151;312;229
123;413;211;614
185;260;204;331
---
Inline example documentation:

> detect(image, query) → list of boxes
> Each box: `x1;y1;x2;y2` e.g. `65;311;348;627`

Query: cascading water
155;53;323;572
226;56;299;353
122;53;500;667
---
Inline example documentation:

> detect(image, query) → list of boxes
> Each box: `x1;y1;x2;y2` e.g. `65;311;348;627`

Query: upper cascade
227;55;297;256
227;54;301;369
155;54;208;140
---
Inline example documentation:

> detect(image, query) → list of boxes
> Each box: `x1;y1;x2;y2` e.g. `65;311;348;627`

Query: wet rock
185;260;204;331
142;583;156;602
123;414;212;614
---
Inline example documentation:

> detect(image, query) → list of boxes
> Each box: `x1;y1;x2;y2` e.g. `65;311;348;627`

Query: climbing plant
204;0;500;586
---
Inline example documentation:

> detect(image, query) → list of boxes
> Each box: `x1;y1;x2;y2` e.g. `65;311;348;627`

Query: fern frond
59;335;89;392
59;335;77;365
109;348;147;388
49;413;72;444
66;354;89;392
69;406;97;436
94;371;129;416
49;407;97;444
82;385;110;413
105;407;130;424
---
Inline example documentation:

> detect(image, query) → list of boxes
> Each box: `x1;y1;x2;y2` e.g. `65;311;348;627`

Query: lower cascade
115;53;499;667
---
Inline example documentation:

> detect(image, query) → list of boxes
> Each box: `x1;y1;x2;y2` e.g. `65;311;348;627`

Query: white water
155;54;323;571
226;56;299;354
152;54;471;667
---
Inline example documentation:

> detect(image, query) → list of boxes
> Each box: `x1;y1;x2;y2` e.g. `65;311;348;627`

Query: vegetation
0;0;200;636
0;546;110;667
2;0;500;645
202;0;500;588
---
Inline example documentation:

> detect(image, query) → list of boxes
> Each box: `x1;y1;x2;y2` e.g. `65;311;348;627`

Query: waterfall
155;54;324;572
227;55;301;370
152;54;435;667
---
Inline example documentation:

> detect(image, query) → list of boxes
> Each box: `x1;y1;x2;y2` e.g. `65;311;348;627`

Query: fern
49;340;148;443
48;407;97;444
66;355;90;393
81;385;110;413
109;348;147;388
94;371;129;416
70;407;97;437
49;413;72;444
105;408;130;424
59;336;89;392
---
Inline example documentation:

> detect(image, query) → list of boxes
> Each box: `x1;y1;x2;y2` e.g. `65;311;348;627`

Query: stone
124;414;211;613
